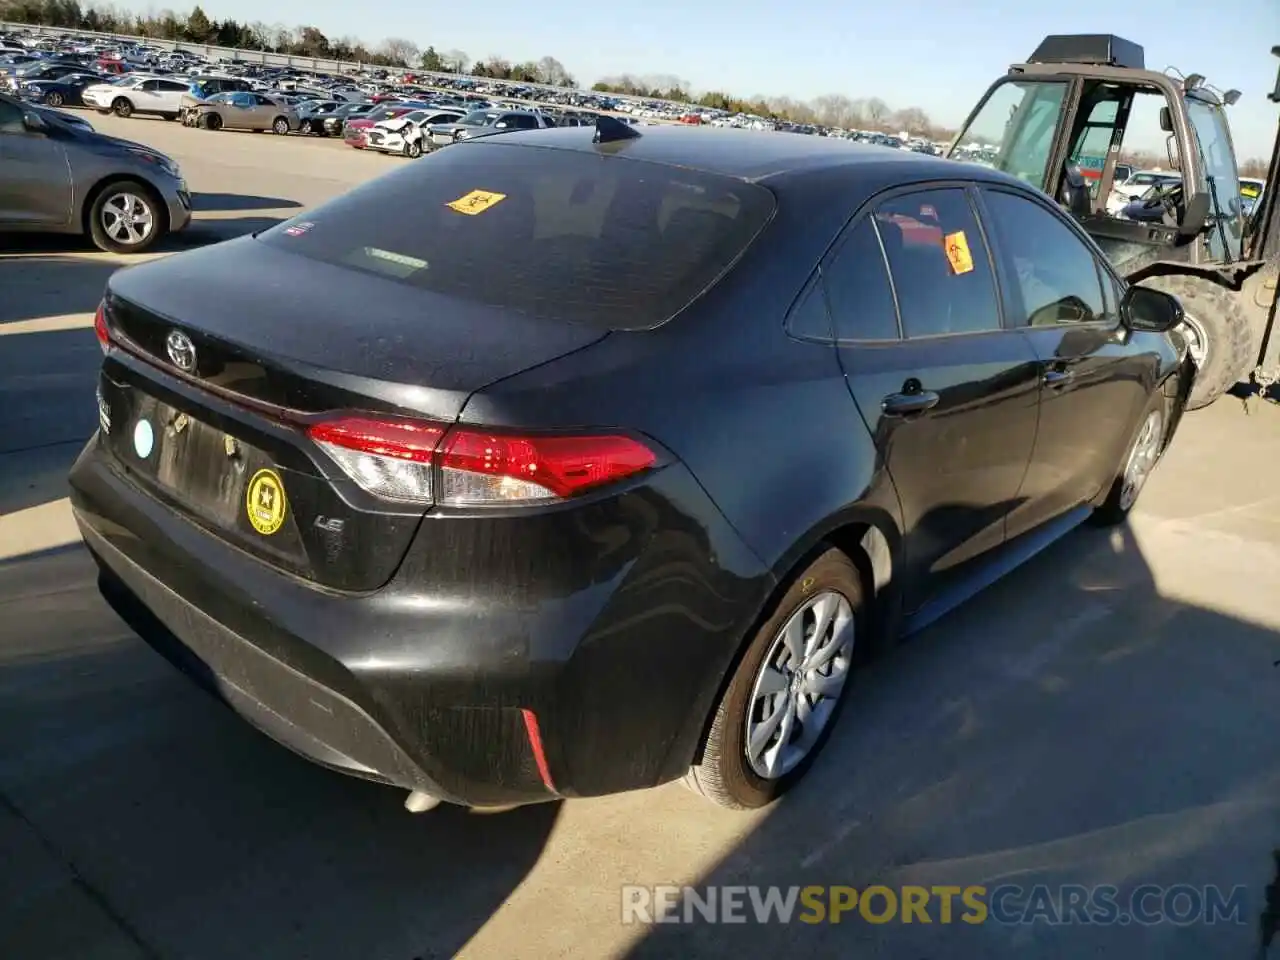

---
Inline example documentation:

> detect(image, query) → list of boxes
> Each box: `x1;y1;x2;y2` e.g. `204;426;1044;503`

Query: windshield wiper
1205;175;1235;264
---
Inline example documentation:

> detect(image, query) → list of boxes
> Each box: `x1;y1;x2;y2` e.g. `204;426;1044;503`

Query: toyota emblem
165;330;197;373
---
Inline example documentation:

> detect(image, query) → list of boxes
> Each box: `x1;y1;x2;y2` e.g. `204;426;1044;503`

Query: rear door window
872;188;1002;337
259;140;776;330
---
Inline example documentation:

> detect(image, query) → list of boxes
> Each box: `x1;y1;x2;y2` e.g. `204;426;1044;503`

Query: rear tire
1137;274;1253;410
683;548;863;810
111;97;133;118
272;116;289;135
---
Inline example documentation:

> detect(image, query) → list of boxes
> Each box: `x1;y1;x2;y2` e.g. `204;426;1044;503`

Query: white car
1106;170;1182;216
365;107;465;157
82;74;189;119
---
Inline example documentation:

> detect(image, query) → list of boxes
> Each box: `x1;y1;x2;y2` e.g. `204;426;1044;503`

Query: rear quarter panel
459;180;905;581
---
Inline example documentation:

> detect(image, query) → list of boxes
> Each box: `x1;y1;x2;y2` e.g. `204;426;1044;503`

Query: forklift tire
1137;274;1253;411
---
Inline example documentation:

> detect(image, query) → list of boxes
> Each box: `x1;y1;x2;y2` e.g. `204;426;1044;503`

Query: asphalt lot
4;112;1280;960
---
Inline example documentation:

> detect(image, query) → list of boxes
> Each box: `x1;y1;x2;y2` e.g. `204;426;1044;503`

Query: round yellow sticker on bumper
246;468;287;535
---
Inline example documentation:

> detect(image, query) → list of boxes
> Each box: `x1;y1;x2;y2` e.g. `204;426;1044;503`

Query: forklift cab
948;35;1246;276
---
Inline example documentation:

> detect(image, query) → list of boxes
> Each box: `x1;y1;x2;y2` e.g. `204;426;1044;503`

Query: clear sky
181;0;1276;158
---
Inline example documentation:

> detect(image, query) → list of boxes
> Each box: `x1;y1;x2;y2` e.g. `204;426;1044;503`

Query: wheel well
81;176;169;237
673;523;883;774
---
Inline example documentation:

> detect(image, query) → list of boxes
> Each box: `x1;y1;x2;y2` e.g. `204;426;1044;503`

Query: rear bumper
69;431;769;806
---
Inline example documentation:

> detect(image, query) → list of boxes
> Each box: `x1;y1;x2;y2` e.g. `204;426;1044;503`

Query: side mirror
22;111;48;134
1158;106;1173;133
1164;134;1178;170
1121;286;1184;333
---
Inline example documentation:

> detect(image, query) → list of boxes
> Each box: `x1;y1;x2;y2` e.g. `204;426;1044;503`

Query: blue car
18;71;104;108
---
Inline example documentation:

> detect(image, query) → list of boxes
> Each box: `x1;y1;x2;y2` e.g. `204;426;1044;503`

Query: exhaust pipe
404;790;442;813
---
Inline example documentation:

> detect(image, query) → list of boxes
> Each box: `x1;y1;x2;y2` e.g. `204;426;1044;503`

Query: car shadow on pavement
624;521;1280;960
0;546;561;960
189;192;304;212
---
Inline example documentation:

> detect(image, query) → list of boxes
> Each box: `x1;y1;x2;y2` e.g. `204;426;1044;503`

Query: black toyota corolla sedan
70;119;1194;813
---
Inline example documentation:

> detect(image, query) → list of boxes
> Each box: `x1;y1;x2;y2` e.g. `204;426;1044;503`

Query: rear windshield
258;140;776;330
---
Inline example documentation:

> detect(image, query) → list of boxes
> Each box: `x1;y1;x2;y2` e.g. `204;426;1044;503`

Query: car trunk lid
99;236;608;591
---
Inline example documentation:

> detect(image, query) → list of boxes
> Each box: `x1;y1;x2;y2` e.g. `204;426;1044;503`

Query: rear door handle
1042;368;1074;388
881;390;940;417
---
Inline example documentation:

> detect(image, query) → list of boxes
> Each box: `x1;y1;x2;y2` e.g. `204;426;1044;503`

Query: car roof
458;124;1014;187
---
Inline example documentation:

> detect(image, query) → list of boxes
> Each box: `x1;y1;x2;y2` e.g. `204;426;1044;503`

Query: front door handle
881;389;940;417
1042;368;1074;388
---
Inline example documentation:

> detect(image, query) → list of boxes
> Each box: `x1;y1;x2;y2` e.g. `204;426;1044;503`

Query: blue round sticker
133;419;154;459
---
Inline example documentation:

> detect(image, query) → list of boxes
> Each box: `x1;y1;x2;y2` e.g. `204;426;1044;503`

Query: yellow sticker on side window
943;231;975;275
446;190;508;216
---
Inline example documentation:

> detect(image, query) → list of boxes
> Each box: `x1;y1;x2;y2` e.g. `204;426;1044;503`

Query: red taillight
306;416;657;506
438;429;656;503
307;416;446;503
93;301;110;352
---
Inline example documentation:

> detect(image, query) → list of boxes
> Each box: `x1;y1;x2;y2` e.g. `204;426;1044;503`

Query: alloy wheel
1119;408;1164;511
100;192;155;248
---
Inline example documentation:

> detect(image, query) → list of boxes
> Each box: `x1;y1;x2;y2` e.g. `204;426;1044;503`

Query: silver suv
0;93;191;252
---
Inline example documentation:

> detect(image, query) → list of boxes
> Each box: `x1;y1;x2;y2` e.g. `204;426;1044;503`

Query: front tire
203;112;223;131
111;97;133;118
88;182;163;253
683;548;862;810
45;91;63;107
1137;274;1253;410
1092;393;1169;526
405;139;423;158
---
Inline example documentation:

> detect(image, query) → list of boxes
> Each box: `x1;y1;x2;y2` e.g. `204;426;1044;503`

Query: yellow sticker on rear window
943;231;975;275
446;190;507;216
246;468;287;536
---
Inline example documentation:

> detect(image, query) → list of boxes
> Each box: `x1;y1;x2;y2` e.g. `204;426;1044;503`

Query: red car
343;105;419;148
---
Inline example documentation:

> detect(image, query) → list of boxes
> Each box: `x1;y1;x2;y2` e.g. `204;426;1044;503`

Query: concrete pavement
3;112;1280;959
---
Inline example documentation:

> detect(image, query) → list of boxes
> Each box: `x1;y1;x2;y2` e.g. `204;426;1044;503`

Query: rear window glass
258;140;776;330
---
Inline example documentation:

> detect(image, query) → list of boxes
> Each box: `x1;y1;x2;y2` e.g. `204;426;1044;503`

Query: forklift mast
1250;45;1280;390
1251;46;1280;263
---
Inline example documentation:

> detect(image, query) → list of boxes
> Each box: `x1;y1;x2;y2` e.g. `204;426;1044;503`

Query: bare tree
443;48;469;73
864;97;889;128
379;36;420;67
892;106;931;135
812;93;855;127
246;21;271;50
536;55;572;86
